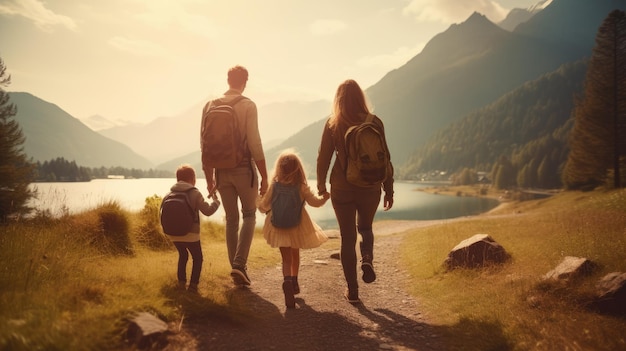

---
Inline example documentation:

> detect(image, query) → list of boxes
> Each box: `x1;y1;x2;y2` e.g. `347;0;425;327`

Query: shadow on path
162;231;514;351
356;305;513;351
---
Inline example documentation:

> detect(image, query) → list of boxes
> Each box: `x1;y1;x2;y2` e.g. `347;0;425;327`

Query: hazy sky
1;0;540;124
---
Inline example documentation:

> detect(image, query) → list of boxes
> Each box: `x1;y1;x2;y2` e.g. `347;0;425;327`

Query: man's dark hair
228;65;248;88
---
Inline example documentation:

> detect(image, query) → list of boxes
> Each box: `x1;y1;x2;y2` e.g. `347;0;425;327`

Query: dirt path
162;220;465;351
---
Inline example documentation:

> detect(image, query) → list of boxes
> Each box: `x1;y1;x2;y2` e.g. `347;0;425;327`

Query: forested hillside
399;60;588;188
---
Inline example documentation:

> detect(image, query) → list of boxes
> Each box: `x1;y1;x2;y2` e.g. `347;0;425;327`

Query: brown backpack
200;96;248;168
344;114;391;187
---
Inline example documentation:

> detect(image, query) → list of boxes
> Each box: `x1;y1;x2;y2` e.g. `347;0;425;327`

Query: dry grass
2;189;624;350
0;199;279;351
400;188;626;351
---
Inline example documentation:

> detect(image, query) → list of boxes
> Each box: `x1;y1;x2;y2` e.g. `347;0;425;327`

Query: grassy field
0;198;280;350
401;187;626;350
1;188;625;350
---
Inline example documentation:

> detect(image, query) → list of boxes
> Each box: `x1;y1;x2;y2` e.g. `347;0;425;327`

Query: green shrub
76;201;133;256
136;195;172;251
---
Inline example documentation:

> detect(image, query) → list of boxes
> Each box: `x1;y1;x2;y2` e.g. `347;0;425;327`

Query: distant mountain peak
80;114;138;131
499;8;535;31
528;0;553;12
498;0;551;31
432;11;506;44
467;11;488;22
407;10;508;69
450;11;503;33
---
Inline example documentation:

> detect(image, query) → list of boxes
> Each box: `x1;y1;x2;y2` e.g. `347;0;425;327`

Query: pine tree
563;10;626;189
0;58;34;222
493;156;516;190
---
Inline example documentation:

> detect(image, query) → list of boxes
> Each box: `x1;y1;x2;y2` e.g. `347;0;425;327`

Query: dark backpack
270;182;304;228
344;114;391;187
200;96;248;169
160;188;199;236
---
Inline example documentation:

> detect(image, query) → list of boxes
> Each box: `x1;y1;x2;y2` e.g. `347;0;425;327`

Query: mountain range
9;0;626;176
266;0;625;172
93;98;330;165
9;92;153;169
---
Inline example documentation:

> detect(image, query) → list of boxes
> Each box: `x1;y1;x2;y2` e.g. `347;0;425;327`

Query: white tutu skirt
262;208;328;249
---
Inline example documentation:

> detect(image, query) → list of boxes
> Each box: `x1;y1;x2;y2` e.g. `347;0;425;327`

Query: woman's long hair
329;79;371;129
272;149;307;186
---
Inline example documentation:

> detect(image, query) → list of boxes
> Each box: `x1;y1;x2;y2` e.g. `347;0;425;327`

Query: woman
316;79;394;303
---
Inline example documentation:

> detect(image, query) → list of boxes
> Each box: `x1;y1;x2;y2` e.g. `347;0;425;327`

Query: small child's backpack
200;96;248;169
270;182;304;228
344;114;391;187
160;189;199;236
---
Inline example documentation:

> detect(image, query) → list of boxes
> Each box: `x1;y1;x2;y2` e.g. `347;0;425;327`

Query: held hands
259;178;268;196
204;167;216;195
207;185;216;196
211;192;221;206
318;190;330;201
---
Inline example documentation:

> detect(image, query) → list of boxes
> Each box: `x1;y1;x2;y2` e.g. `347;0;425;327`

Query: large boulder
593;272;626;316
444;234;510;269
543;256;594;281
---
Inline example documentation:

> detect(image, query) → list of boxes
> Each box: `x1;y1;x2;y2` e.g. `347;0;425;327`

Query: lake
28;179;499;229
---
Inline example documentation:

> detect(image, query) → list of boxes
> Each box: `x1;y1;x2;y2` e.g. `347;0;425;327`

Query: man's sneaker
361;255;376;283
344;288;360;304
231;265;251;286
283;280;296;308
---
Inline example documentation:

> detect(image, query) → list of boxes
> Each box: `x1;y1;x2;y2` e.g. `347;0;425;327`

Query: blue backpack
160;188;199;236
270;182;304;228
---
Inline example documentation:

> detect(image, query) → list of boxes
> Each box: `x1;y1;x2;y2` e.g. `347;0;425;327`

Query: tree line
33;157;173;182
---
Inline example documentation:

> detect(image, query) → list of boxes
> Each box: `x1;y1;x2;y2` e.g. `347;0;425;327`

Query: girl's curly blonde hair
272;149;307;186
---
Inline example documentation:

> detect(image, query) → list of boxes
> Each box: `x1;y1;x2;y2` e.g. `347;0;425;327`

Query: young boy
163;164;220;293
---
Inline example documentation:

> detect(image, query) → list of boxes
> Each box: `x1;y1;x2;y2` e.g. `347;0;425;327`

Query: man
202;65;268;286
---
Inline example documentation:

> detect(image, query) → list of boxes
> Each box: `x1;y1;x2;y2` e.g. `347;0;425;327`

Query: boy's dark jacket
167;181;220;236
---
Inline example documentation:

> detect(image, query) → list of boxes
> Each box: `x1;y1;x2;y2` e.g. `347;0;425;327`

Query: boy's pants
173;241;203;285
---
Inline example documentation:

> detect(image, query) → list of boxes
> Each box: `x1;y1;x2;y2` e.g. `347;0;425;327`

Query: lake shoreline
30;180;505;226
323;185;510;239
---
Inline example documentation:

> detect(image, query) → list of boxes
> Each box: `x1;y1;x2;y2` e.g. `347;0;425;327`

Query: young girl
258;150;330;308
